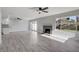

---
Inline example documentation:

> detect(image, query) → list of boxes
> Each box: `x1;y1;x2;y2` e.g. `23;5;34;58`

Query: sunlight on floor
30;31;38;44
41;34;67;43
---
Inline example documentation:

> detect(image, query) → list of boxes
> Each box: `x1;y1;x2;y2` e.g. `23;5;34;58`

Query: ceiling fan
37;7;48;14
31;7;49;14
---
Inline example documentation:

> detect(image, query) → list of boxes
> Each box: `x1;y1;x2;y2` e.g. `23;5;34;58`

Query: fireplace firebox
43;26;52;34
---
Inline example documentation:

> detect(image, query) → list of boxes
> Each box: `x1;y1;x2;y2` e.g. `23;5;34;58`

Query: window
30;21;37;31
56;16;79;31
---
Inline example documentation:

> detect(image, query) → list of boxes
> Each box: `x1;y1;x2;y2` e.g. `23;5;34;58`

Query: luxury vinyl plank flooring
0;31;79;52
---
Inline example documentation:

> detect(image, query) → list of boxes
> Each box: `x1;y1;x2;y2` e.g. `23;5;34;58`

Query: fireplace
45;29;50;34
43;26;52;34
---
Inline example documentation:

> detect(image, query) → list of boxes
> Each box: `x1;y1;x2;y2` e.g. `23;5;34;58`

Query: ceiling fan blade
42;10;48;13
42;7;48;10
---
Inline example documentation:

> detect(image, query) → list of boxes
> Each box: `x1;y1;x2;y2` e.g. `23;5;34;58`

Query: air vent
17;17;22;20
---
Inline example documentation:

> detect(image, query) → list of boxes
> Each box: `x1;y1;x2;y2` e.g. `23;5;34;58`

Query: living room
0;7;79;52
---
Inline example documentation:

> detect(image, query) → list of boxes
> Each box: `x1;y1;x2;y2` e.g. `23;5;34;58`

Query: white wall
1;7;29;34
29;16;56;33
37;17;55;33
3;18;29;34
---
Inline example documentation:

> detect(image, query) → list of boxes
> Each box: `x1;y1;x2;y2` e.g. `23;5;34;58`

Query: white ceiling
1;7;79;20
